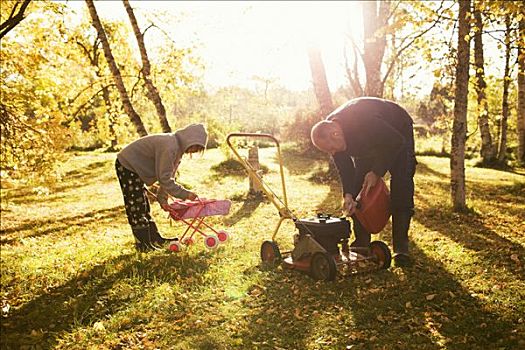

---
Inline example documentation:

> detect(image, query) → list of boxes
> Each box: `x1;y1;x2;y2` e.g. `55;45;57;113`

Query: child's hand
187;192;198;201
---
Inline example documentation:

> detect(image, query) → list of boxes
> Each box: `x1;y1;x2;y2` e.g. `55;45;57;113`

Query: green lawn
1;147;524;349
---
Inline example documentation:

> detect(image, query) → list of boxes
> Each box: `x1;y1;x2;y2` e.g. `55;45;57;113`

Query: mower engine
292;214;350;261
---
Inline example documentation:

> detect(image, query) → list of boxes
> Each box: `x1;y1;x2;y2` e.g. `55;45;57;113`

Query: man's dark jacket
327;97;413;196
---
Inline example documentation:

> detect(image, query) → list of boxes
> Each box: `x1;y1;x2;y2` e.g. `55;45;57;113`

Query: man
310;97;416;267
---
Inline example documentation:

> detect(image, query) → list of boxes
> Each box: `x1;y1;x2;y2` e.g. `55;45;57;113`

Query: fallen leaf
93;321;105;333
426;294;436;301
1;303;10;316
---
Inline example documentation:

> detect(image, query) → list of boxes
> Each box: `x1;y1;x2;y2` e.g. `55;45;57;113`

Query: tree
345;1;454;100
1;2;73;178
497;15;512;163
450;0;471;211
71;23;119;148
362;1;389;97
345;1;389;98
85;0;148;137
518;16;525;164
473;2;497;164
0;0;31;39
122;0;171;133
307;46;334;116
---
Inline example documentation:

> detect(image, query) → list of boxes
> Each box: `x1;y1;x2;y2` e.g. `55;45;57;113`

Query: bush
282;108;322;152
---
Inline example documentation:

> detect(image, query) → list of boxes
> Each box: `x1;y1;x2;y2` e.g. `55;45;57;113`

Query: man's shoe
394;253;413;267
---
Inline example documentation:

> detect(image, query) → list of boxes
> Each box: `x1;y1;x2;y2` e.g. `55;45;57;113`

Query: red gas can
355;178;391;234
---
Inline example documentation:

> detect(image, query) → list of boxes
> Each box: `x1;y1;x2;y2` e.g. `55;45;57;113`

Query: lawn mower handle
226;132;293;240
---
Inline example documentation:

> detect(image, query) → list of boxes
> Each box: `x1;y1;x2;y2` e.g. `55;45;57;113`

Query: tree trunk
473;6;496;164
498;15;512;163
122;0;171;133
85;0;148;137
362;1;389;97
0;0;31;39
450;0;471;212
344;43;364;97
101;86;118;149
76;37;119;148
518;17;525;164
248;145;262;195
307;46;334;116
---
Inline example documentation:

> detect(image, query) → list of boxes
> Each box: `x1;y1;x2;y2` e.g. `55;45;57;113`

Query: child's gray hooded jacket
117;123;207;201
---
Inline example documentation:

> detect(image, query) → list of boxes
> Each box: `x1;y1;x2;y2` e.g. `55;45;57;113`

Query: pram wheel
204;235;219;249
260;240;282;266
310;252;337;281
369;241;391;269
169;240;182;252
217;230;230;243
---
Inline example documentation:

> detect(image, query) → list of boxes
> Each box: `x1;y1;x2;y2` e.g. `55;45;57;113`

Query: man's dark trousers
350;123;416;255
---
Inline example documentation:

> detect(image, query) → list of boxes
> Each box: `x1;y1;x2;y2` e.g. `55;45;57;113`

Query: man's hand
342;193;358;216
362;171;379;197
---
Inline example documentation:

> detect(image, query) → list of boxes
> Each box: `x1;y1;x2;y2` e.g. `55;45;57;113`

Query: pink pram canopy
166;199;231;220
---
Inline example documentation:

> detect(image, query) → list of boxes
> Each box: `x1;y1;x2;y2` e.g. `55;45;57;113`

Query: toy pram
226;133;392;281
152;193;232;252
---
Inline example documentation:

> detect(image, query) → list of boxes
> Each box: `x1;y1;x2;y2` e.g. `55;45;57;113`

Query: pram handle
144;186;202;208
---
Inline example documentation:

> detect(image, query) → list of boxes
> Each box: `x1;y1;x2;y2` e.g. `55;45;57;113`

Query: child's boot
131;226;157;252
149;221;167;248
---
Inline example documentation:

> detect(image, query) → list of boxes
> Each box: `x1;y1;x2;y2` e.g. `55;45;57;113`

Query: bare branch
381;1;448;85
142;23;154;37
0;0;32;39
71;84;116;120
76;40;96;66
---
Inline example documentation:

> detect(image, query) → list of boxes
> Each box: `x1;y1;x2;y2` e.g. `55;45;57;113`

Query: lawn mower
226;133;392;281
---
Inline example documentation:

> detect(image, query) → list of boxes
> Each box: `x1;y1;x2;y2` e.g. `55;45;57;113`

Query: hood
174;123;208;152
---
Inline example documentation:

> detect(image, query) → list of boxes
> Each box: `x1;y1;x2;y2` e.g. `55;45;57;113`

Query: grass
1;147;524;349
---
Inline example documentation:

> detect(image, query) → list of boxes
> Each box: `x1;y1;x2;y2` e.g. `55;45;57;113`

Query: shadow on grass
416;161;447;178
415;198;524;282
224;195;264;226
236;242;520;349
344;243;520;349
3;160;115;205
415;162;524;281
63;161;109;179
0;206;124;245
0;251;213;349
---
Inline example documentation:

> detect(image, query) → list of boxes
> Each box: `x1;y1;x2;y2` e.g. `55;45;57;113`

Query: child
115;123;208;252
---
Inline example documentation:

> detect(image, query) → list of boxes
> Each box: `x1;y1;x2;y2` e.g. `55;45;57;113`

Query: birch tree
473;3;496;164
450;0;471;211
122;0;171;133
497;15;512;163
518;16;525;164
85;0;147;137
